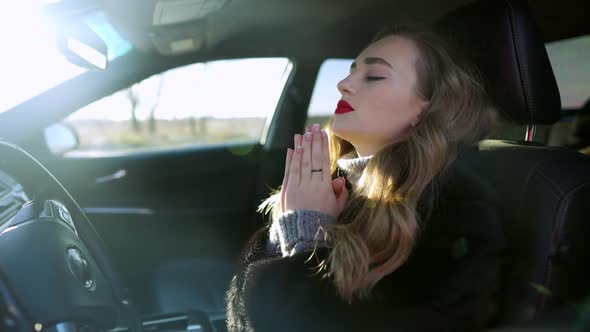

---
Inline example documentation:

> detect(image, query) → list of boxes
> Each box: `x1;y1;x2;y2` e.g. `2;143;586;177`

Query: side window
545;35;589;109
306;59;353;128
48;58;292;156
544;35;589;148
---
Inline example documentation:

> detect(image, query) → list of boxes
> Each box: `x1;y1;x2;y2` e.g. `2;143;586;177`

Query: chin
331;119;346;138
331;123;355;144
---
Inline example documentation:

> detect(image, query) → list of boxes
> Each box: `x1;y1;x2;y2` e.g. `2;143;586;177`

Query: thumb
335;179;349;210
332;177;345;194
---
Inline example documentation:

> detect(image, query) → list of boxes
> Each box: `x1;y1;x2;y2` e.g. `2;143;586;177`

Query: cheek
362;88;418;138
368;89;413;121
332;84;420;142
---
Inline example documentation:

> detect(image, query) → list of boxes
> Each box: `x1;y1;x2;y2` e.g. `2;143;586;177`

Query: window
545;35;590;109
51;58;292;156
306;59;353;128
545;35;589;148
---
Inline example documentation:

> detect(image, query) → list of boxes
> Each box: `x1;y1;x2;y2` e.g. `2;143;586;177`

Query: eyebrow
350;57;393;70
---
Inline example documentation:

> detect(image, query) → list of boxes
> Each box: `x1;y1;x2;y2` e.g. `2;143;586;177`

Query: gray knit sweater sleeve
266;209;335;257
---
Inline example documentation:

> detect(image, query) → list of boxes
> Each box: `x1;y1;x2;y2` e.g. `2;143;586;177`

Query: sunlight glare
0;1;86;113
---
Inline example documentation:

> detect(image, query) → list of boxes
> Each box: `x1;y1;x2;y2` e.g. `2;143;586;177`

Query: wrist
274;209;336;256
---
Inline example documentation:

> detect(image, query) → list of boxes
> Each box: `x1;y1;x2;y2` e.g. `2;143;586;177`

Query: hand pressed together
279;124;349;218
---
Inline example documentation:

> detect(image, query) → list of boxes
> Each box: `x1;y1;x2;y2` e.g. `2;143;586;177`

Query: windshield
0;1;132;114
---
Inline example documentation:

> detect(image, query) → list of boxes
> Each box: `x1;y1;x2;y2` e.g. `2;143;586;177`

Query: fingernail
321;130;328;139
305;132;312;141
296;146;303;153
305;126;310;133
312;124;320;132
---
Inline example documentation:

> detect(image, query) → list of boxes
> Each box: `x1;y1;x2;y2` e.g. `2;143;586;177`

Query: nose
337;74;356;95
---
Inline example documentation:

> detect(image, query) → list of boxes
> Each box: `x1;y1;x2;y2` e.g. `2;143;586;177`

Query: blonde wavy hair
259;26;497;303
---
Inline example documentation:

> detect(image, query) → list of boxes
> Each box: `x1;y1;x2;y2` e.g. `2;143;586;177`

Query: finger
310;124;323;182
305;126;310;134
288;135;303;186
321;129;331;181
336;180;349;212
301;130;312;183
294;134;302;149
332;177;344;194
281;148;293;212
293;132;302;164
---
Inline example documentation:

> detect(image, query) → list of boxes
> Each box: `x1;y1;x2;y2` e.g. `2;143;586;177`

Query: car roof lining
94;0;589;56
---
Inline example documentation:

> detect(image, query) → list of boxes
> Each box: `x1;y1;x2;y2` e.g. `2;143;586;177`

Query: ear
410;99;430;127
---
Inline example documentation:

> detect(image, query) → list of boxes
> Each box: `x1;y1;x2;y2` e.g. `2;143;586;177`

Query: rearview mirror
56;22;108;70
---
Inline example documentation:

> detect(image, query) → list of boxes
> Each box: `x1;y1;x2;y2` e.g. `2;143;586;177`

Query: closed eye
366;76;385;81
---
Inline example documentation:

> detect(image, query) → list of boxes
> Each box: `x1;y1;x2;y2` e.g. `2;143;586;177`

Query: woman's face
332;35;429;156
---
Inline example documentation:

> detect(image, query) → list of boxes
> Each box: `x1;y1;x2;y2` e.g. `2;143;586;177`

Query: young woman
226;26;505;332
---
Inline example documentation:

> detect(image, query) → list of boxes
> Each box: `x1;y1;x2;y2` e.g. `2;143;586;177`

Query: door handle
95;169;127;184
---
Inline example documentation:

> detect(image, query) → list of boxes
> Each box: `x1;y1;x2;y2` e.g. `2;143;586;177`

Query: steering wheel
0;140;141;331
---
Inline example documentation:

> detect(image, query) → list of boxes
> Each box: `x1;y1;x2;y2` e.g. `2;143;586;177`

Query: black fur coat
226;162;505;332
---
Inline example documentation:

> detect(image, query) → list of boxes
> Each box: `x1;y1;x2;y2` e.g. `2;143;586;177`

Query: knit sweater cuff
267;209;335;257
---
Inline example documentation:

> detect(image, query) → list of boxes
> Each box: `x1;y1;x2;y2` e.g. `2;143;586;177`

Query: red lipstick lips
335;100;354;114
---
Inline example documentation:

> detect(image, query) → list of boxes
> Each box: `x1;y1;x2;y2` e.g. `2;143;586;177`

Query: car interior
0;0;588;331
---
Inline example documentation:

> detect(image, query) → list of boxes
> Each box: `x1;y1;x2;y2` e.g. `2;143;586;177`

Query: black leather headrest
435;0;561;125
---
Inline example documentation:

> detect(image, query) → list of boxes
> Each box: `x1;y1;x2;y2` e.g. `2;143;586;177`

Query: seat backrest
478;141;590;323
436;0;590;325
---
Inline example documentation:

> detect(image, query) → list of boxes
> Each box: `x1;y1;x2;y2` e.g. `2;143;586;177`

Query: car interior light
153;0;228;26
170;38;198;53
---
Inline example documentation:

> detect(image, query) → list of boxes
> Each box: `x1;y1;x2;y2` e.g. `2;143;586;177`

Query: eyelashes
366;76;385;81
